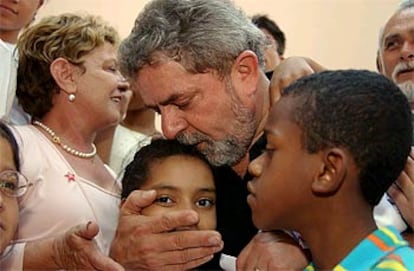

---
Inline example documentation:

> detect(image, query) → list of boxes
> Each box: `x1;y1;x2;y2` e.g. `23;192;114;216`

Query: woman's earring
68;94;76;102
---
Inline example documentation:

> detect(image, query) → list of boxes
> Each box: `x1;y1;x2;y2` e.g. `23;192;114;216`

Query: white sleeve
0;40;17;122
374;194;408;232
0;242;25;270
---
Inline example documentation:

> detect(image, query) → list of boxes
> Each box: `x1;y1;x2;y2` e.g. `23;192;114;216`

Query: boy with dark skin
248;70;414;270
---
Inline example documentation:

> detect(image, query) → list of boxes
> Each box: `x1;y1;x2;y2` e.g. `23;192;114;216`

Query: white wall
37;0;401;71
37;1;402;131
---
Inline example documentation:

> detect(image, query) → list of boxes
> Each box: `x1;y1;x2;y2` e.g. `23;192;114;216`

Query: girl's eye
154;195;174;205
196;198;215;208
0;180;17;192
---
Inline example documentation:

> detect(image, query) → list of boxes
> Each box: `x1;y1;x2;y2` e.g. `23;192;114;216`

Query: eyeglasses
0;170;31;197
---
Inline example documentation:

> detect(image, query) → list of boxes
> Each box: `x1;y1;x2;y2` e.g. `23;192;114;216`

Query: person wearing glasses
0;121;29;256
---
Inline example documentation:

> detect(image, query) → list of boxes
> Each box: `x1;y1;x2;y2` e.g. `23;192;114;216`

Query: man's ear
50;57;78;95
376;50;383;73
231;50;260;98
311;148;347;195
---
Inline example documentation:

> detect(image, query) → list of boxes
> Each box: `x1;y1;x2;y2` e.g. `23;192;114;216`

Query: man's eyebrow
159;94;182;106
144;94;182;112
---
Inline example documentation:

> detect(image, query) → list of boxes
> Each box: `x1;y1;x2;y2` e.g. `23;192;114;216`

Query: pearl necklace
33;120;97;159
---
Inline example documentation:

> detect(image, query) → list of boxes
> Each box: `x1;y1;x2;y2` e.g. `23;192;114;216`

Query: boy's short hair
282;70;412;206
121;139;214;199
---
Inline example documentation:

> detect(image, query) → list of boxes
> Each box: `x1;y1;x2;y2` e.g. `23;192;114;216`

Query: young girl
121;138;217;231
0;121;28;255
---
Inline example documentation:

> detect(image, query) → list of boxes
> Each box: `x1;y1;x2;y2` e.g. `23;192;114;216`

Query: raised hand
110;190;223;271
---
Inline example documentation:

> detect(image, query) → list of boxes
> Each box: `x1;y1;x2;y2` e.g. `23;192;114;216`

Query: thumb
120;189;156;215
75;221;99;240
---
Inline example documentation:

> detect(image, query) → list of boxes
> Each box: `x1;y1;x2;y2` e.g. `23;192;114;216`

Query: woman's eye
196;198;215;208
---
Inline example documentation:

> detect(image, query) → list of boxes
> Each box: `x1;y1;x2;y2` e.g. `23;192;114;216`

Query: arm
0;222;124;270
110;190;223;271
236;231;309;271
388;147;414;247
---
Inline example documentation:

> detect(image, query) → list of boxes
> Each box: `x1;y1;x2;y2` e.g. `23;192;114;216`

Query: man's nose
400;41;414;61
160;106;187;139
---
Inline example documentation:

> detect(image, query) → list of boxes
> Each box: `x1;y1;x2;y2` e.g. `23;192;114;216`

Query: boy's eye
196;198;215;208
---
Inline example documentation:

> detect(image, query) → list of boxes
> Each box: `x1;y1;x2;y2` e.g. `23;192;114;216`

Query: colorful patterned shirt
304;226;414;271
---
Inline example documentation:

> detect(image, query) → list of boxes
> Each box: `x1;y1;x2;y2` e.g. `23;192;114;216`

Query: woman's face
72;42;131;129
0;137;19;254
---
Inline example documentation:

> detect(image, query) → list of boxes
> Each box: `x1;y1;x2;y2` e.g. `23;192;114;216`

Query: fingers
88;250;125;271
148;210;200;233
269;56;316;105
120;190;156;215
395;171;414;196
111;229;223;270
402;152;414;182
74;221;99;240
388;183;407;205
134;244;220;270
162;229;223;251
237;231;308;271
86;247;125;271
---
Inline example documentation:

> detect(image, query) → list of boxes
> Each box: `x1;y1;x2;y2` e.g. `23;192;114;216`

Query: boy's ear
312;148;347;195
50;57;78;95
231;50;260;98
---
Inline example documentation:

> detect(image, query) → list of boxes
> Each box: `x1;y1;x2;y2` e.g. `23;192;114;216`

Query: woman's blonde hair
16;13;119;118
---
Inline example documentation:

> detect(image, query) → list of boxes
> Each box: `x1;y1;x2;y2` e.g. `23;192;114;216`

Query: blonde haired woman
1;13;130;270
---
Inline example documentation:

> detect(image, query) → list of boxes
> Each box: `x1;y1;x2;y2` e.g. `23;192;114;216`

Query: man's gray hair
118;0;266;81
379;0;414;49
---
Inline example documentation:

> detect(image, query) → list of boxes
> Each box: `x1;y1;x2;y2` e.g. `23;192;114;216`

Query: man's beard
397;81;414;109
176;83;256;167
392;61;414;109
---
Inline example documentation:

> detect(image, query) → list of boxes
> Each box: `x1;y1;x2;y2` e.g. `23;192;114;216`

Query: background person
109;88;160;177
0;0;44;124
0;121;29;257
376;0;414;244
251;14;286;79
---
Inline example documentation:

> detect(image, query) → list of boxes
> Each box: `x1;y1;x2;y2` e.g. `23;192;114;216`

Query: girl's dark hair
121;138;214;199
0;121;21;171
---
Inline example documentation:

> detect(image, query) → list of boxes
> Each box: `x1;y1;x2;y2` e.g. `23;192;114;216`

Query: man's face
379;8;414;107
135;60;256;167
